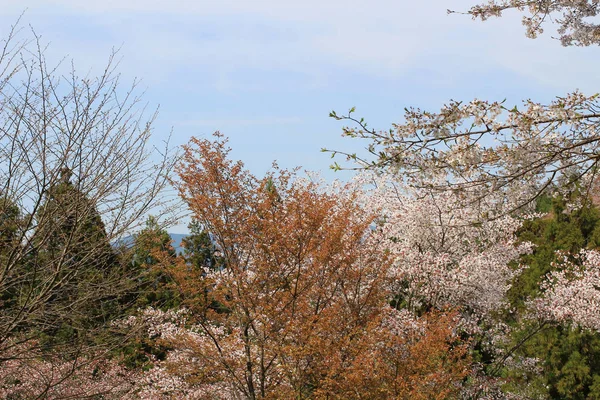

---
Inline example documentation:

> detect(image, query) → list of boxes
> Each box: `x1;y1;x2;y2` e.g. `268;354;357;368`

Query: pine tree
34;168;116;272
503;194;600;398
0;196;25;334
0;196;22;247
130;216;180;309
29;168;124;350
181;219;220;272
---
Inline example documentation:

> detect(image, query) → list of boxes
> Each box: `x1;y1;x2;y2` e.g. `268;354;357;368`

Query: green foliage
181;219;218;271
0;196;25;314
129;216;180;310
119;218;224;369
504;194;600;398
509;195;600;310
34;175;116;271
504;323;600;399
28;173;126;350
0;196;23;246
180;220;229;315
132;216;176;266
0;172;146;367
110;216;183;369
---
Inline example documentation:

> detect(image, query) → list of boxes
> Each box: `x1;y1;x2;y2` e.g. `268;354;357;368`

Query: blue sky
1;1;599;231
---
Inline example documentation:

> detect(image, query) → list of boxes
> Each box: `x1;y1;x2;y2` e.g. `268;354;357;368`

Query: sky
1;0;599;232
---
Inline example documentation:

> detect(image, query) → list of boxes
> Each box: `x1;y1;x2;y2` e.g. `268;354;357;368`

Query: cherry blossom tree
125;306;470;400
357;171;533;319
327;92;600;219
533;249;600;331
456;0;600;46
0;346;137;399
326;0;600;218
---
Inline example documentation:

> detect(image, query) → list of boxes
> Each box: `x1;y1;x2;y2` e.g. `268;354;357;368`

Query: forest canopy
3;2;600;399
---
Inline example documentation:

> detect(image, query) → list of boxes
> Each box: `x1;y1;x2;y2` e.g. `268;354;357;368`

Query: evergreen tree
503;194;600;398
132;216;176;267
34;168;116;272
181;219;219;272
179;219;228;315
0;196;25;336
118;216;181;369
509;194;600;310
0;22;176;393
130;216;180;310
0;196;22;247
29;168;125;350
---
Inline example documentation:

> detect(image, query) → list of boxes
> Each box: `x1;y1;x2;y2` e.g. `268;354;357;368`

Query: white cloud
0;1;464;81
2;1;598;95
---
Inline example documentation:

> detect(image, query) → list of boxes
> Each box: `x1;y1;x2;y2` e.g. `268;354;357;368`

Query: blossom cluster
0;352;135;399
358;172;533;318
338;92;600;216
464;0;600;46
533;249;600;331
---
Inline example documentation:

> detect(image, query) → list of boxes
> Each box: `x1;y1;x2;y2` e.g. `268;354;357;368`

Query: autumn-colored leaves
138;133;470;399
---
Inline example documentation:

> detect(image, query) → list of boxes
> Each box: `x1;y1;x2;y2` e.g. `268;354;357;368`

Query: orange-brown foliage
169;134;471;399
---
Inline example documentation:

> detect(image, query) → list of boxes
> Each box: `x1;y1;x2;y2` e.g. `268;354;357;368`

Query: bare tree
0;19;177;396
